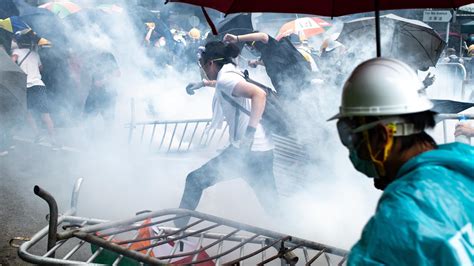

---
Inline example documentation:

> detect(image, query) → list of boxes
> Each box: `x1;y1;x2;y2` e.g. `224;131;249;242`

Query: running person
176;41;279;227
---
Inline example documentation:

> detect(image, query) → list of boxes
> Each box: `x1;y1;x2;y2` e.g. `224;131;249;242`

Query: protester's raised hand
145;22;155;30
223;34;238;44
422;72;436;88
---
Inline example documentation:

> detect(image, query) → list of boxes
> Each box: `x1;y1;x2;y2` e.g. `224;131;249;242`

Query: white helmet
329;58;433;120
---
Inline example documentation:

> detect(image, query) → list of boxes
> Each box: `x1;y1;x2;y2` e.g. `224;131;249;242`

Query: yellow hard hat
38;38;51;47
468;45;474;55
189;28;201;40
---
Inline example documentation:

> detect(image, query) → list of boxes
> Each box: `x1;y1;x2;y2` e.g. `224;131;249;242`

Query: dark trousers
177;146;279;227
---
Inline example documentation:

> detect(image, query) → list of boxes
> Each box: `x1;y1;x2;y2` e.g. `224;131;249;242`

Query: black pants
84;87;116;121
177;146;279;226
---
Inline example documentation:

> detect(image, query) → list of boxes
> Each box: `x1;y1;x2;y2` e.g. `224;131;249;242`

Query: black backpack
220;70;293;137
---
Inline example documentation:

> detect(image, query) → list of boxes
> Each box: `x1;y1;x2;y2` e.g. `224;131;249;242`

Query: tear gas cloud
8;3;467;254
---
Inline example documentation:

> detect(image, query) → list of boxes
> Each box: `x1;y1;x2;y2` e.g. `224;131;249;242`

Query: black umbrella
13;0;67;47
0;0;19;17
0;48;26;111
207;13;253;47
431;99;474;114
217;13;253;35
337;14;446;71
0;0;19;54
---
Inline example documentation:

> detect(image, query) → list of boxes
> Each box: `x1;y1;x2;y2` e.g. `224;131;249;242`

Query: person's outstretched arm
224;32;269;44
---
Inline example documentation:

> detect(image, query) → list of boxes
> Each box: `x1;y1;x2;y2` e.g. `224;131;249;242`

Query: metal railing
437;113;474;144
16;180;349;265
126;99;317;196
127;99;229;153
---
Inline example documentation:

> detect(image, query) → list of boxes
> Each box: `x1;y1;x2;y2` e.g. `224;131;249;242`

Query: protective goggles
337;118;363;149
197;56;225;81
197;57;225;68
337;117;421;148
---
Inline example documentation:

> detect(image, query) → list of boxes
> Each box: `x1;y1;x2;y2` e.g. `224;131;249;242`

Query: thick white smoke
16;4;467;257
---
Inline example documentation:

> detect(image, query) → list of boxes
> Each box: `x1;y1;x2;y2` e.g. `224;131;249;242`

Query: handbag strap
18;49;32;67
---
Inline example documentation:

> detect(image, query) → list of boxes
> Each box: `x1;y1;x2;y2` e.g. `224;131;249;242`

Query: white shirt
12;48;45;88
216;63;273;151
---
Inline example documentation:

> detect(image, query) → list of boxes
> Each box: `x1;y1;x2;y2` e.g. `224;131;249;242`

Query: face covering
349;149;379;178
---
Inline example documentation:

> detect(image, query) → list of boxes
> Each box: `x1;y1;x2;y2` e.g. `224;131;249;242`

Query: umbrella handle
374;0;381;57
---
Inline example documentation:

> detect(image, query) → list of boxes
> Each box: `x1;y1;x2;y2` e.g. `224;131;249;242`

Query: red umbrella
39;1;81;18
167;1;472;17
167;0;473;56
276;17;331;40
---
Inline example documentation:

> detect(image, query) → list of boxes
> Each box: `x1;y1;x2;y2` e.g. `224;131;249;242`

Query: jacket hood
397;142;474;179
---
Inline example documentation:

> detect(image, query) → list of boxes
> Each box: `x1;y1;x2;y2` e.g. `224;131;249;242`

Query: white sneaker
51;140;62;151
34;135;46;144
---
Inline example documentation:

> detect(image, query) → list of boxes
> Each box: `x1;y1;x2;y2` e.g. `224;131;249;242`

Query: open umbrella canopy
458;3;474;13
216;13;253;36
337;14;445;70
0;0;19;18
204;13;253;48
168;0;472;56
0;16;30;33
276;17;331;40
96;4;124;14
39;1;81;19
431;99;474;114
12;0;67;47
167;0;473;17
0;48;26;111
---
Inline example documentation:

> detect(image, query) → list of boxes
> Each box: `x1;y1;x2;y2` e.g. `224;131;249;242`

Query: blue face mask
349;149;379;178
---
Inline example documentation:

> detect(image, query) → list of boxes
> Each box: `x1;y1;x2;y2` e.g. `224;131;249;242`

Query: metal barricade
16;180;349;265
126;99;315;196
127;99;229;153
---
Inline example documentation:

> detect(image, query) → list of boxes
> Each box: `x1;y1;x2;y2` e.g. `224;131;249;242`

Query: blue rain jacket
348;143;474;266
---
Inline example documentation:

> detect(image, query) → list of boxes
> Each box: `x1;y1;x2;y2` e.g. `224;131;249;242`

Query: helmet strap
363;124;395;177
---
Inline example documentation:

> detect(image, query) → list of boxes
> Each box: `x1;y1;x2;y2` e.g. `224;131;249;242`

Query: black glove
239;126;256;151
185;81;204;95
422;73;435;88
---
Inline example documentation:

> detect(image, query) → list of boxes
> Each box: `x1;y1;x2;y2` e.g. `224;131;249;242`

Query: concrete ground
0;124;377;265
0;132;273;265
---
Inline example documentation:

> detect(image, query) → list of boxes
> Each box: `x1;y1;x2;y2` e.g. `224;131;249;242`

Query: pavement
0;129;272;265
0;139;79;265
